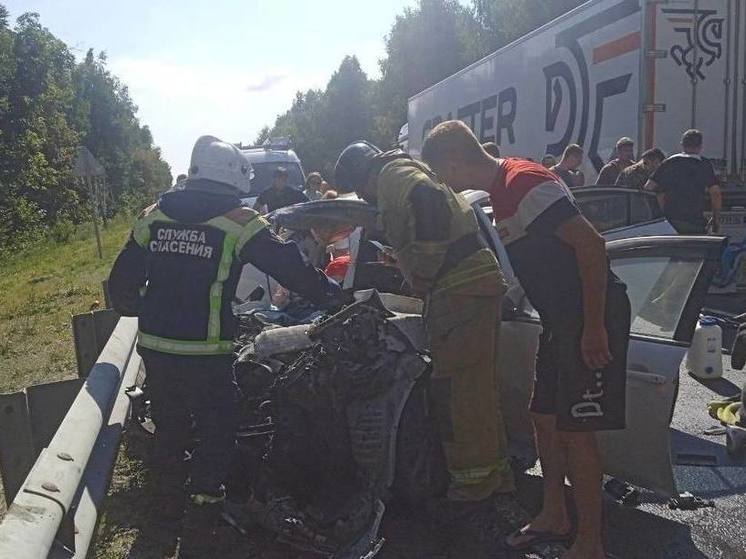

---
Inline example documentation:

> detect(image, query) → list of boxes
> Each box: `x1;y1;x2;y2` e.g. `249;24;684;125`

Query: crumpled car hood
268;198;380;232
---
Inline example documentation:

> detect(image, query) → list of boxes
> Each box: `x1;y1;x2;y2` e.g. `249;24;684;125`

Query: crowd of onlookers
523;136;665;191
267;127;721;238
479;136;665;191
484;129;721;235
531;129;722;235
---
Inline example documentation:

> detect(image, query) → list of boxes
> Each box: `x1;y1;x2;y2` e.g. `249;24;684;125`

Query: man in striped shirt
422;121;630;559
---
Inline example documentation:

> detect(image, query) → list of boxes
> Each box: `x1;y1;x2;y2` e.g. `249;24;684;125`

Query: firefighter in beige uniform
334;141;513;501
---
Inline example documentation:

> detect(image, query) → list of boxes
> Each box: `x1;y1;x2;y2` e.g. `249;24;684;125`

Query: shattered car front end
228;291;443;557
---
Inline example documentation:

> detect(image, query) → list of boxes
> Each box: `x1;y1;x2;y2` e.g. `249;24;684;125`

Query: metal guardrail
0;317;140;558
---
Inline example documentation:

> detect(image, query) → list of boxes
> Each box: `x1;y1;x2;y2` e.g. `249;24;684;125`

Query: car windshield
249;162;304;196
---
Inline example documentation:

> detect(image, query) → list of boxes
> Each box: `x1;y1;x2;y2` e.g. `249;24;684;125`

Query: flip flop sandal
505;526;574;551
703;425;727;436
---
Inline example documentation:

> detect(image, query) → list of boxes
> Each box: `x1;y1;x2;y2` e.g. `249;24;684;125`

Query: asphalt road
597;361;746;559
111;290;746;559
377;340;746;559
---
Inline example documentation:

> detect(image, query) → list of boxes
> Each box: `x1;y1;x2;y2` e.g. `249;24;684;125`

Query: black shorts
667;216;706;235
529;284;631;431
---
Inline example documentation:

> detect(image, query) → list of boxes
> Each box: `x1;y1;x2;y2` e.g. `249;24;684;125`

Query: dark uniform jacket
109;185;339;355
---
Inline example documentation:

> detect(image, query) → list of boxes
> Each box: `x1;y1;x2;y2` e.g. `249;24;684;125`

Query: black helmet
334;141;382;194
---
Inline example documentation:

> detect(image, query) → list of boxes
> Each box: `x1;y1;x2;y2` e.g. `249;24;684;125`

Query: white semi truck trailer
408;0;746;194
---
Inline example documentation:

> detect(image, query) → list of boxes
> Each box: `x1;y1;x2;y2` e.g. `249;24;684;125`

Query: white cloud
246;74;287;92
108;56;328;176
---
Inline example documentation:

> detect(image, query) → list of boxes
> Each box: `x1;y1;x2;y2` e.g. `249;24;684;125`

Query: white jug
685;316;723;380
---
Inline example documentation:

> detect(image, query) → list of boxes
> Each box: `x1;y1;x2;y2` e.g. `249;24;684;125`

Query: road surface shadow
97;430;713;559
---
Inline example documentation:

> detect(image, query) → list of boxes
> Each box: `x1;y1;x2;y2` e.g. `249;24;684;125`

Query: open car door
500;236;725;495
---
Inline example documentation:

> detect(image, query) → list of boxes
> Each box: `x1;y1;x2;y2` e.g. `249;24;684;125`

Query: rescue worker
333;142;515;508
108;136;340;555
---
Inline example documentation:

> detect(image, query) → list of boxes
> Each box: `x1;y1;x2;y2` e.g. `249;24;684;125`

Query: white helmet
188;135;252;194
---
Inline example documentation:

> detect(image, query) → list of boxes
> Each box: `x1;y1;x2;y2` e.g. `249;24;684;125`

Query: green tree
0;6;171;254
0;11;80;246
374;0;487;144
268;56;372;178
323;56;372;166
256;0;591;174
73;48;171;209
271;89;327;173
253;125;271;146
472;0;585;51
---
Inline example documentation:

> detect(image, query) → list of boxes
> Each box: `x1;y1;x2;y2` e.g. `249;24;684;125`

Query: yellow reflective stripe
450;459;511;485
207;216;244;236
138;331;234;355
133;209;173;247
207;234;238;340
235;215;269;256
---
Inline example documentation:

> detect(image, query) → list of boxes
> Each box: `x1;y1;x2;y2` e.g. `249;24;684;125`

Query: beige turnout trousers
425;273;514;501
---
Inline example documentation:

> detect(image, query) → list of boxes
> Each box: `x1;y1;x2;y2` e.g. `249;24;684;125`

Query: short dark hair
305;171;322;187
482;142;500;157
274;166;288;177
563;144;583;158
641;148;665;162
616;137;634;149
682;129;703;149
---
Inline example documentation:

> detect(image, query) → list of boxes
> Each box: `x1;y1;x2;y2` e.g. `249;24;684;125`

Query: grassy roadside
0;216;131;393
0;215;133;516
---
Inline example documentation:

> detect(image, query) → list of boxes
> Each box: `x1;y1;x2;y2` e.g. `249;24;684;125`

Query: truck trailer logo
545;0;640;171
418;0;642;172
663;8;724;81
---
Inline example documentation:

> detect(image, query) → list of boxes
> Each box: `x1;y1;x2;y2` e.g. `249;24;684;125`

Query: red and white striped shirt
489;158;577;246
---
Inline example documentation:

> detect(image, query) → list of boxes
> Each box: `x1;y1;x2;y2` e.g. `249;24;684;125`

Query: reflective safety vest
132;204;268;355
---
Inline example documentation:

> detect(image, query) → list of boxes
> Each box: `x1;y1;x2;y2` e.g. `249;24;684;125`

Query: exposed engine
228;292;439;558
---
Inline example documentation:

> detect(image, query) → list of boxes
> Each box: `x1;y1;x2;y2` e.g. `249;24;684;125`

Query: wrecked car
218;189;727;557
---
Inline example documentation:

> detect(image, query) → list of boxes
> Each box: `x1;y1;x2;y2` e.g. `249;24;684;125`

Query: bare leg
560;431;604;559
506;412;571;546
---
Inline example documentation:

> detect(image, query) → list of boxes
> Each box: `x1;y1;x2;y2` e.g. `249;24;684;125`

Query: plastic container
685;316;723;380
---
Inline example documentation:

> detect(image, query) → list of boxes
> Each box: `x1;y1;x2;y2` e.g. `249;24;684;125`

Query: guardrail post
72;309;120;378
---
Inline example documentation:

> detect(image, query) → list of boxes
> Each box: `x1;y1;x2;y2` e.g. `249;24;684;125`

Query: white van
239;138;306;207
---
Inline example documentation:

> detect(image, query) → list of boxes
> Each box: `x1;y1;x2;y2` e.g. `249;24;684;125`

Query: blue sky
5;0;417;177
